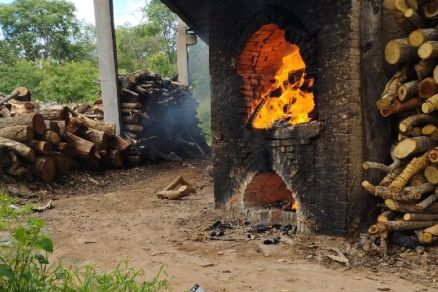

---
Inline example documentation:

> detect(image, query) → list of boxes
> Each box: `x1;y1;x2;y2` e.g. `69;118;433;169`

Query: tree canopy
0;0;87;61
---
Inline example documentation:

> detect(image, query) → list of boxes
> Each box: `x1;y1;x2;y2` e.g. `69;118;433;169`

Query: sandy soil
38;160;437;292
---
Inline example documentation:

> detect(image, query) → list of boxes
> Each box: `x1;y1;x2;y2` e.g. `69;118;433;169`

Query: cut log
157;185;193;200
121;102;143;109
122;113;142;124
0;137;35;161
362;162;392;173
419;77;438;98
409;28;438;47
56;142;75;157
123;124;143;133
32;156;56;182
0;113;46;135
416;193;438;210
378;210;395;223
385;199;438;212
84;128;108;150
377;68;409;110
429;146;438;162
67;108;116;136
65;132;96;158
38;106;69;123
416;59;435;80
417;224;438;243
398;80;419;101
422;124;437;135
424;0;438;19
424;164;438;183
109;135;131;152
380;97;422;117
394;134;438;159
406;0;424;10
362;181;433;200
409;173;427;186
380;167;403;186
418;41;438;59
385;39;416;64
43;130;61;145
404;213;438;221
368;225;379;234
378;220;438;231
390;152;430;192
404;8;425;28
30;140;52;156
0;125;33;143
422;93;438;112
399;114;438;134
53;154;76;173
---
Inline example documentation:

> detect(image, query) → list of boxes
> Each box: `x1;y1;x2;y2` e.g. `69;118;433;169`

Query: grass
0;192;168;292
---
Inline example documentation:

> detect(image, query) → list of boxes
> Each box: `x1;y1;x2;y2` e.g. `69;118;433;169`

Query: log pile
79;70;209;163
363;0;438;247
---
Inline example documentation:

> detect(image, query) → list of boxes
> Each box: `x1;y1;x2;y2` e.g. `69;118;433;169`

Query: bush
0;59;99;104
0;193;168;292
197;99;211;145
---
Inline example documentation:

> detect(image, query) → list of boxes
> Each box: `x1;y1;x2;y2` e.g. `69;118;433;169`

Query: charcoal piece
263;237;280;245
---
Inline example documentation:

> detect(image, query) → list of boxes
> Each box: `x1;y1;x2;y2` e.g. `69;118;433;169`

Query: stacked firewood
0;89;130;183
362;0;438;246
80;70;209;164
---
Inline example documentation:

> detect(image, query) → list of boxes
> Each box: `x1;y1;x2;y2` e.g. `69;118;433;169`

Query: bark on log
394;134;438;159
43;130;61;145
419;77;438;98
385;39;416;64
390;152;430;192
422;93;438;112
422;124;437;135
404;8;425;28
65;132;96;158
416;193;438;210
0;137;35;161
398;80;419;101
38;106;69;123
428;146;438;162
378;210;395;222
377;67;409;110
416;59;435;80
123;124;143;133
56;142;75;157
109;135;130;151
378;220;438;231
418;41;438;59
121;102;143;109
399;114;438;134
106;150;124;168
409;28;438;47
424;164;438;183
0;125;33;143
53;154;76;174
122;113;141;124
0;113;46;135
424;0;438;19
84;128;108;150
410;173;427;186
404;213;438;221
380;98;422;117
32;156;56;183
385;199;438;212
30;140;52;156
417;224;438;243
362;180;433;200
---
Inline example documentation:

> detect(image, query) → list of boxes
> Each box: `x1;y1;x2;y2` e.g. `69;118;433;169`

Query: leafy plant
0;194;168;291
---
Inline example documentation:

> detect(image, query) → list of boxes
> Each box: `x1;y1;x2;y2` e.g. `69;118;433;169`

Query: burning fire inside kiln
237;24;315;129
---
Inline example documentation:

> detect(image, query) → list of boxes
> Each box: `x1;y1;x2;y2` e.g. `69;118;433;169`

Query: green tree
0;0;84;61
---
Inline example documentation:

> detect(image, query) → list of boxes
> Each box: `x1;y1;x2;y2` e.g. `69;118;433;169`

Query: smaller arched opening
243;172;297;212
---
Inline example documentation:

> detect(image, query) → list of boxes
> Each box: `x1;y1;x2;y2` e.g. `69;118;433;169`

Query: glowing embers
243;172;297;212
237;24;315;129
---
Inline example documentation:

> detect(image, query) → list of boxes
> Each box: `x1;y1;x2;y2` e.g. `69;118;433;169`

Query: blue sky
0;0;147;26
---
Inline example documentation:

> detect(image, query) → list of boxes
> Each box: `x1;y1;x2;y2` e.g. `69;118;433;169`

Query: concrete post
177;17;189;86
94;0;122;134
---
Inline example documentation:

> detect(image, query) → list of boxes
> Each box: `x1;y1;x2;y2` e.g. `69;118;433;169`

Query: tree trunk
0;113;46;135
0;125;33;143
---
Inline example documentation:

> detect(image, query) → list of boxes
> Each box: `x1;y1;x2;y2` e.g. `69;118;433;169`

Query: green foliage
197;99;211;144
0;193;168;292
116;0;177;77
0;60;99;103
0;0;88;61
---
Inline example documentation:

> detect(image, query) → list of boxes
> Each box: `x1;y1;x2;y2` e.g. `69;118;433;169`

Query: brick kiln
209;0;393;235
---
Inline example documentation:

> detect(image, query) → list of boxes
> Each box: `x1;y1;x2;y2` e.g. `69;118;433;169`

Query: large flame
250;48;315;129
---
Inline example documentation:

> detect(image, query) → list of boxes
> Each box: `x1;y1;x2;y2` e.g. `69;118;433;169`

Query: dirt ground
25;160;437;291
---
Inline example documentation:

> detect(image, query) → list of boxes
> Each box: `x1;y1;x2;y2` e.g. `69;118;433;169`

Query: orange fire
292;200;299;211
250;47;315;129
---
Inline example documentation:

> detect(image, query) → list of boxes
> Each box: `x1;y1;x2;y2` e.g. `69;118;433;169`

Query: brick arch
243;172;293;209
